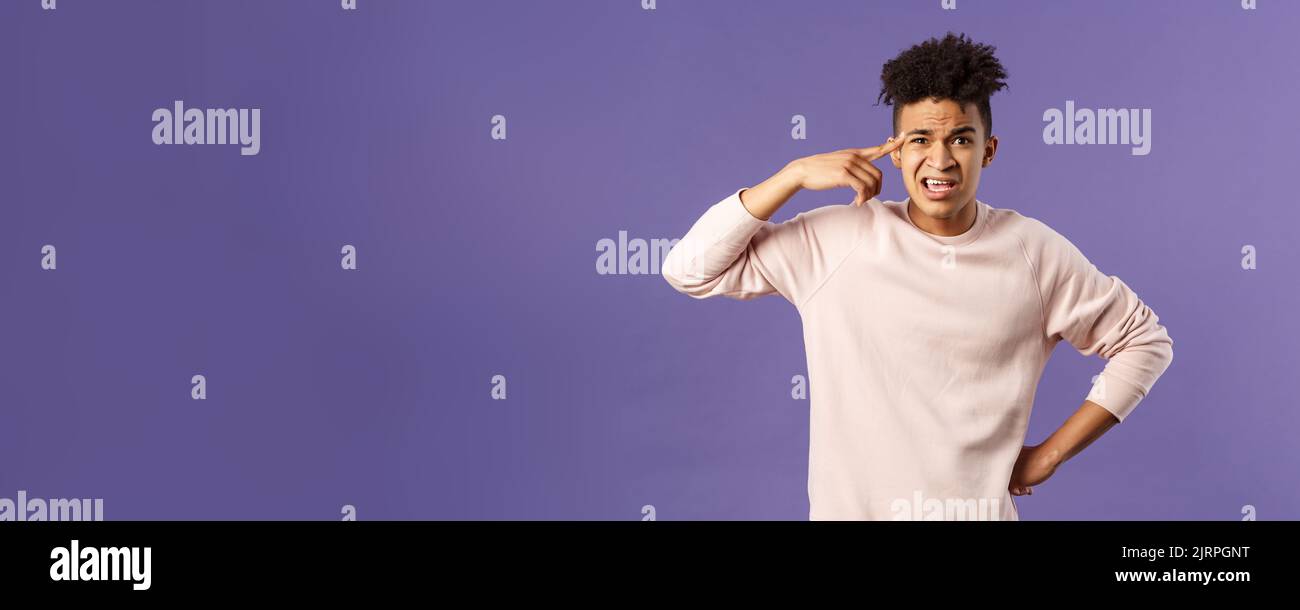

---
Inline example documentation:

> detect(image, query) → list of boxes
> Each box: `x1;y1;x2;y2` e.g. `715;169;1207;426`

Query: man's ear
889;138;902;168
983;135;998;167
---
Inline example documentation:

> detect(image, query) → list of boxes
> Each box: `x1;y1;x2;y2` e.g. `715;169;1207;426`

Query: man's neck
907;198;978;237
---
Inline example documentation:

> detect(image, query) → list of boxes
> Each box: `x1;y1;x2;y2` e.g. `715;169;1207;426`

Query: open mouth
921;177;958;193
920;175;961;197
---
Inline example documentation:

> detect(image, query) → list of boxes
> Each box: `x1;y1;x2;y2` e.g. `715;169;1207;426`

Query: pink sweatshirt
662;187;1174;520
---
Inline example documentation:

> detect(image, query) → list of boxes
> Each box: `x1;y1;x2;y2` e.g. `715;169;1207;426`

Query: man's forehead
900;103;981;135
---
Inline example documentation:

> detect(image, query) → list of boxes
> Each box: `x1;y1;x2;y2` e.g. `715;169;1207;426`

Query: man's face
888;97;997;220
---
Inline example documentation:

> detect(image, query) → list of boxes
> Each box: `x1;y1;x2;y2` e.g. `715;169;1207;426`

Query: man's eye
910;138;926;144
953;137;970;145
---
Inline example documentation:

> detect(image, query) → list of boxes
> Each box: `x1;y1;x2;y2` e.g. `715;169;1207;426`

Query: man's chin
909;194;962;219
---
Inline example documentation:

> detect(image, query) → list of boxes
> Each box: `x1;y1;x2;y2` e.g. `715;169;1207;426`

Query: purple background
2;0;1295;520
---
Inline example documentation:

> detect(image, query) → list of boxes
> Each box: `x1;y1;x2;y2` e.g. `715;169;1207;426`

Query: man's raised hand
787;133;906;207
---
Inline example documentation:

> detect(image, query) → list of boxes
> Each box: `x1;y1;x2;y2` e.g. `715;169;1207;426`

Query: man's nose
926;143;955;169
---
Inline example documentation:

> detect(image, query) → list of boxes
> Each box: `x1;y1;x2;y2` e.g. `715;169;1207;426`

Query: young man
661;32;1173;520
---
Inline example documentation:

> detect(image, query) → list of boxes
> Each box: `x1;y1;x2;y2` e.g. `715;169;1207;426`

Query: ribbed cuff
1084;370;1148;423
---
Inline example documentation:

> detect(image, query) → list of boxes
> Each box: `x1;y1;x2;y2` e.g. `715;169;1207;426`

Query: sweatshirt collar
900;197;989;247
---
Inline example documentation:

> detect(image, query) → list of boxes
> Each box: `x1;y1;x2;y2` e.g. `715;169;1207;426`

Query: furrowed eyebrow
904;126;978;138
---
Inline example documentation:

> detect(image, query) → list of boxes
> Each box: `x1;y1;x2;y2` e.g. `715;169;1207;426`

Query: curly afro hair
876;32;1009;138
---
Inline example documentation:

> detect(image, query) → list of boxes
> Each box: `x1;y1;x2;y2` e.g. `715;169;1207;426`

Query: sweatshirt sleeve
1029;220;1174;423
661;187;863;308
